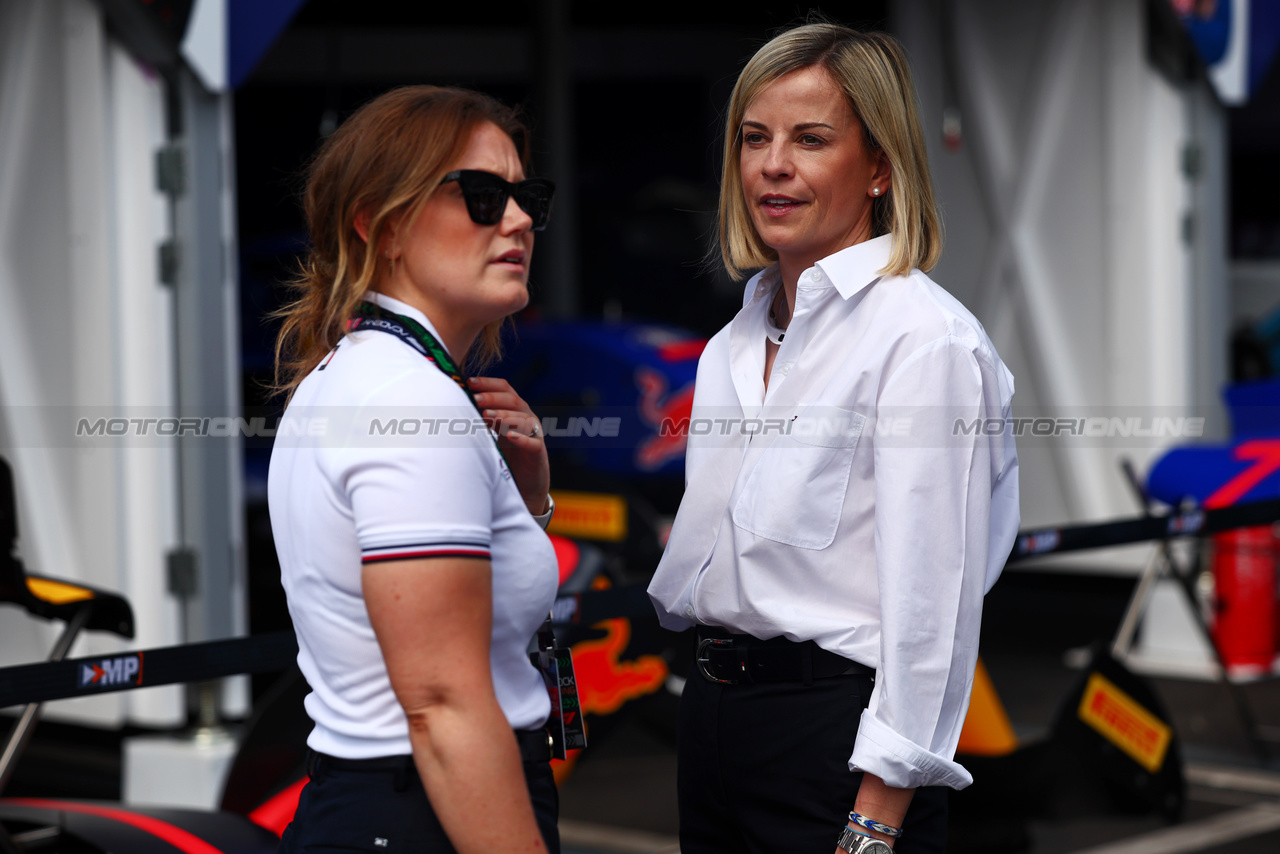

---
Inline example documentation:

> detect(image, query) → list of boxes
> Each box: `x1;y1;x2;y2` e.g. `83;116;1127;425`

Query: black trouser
678;660;948;854
277;749;559;853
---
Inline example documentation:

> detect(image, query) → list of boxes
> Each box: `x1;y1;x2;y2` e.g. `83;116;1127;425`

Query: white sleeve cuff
849;712;974;790
531;494;555;530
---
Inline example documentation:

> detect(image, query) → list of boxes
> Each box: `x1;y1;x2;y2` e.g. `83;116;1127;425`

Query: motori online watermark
19;404;1224;449
657;414;902;439
69;413;1209;442
77;416;302;438
651;407;1219;448
71;413;622;441
952;416;1205;439
367;416;620;438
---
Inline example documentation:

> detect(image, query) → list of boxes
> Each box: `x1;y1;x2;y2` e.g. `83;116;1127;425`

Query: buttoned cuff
531;494;555;530
849;712;974;790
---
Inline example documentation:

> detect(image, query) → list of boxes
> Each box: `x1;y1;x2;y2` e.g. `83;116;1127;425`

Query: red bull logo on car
635;367;695;471
572;617;668;717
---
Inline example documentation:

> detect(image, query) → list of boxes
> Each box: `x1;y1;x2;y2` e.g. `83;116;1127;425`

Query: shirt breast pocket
731;408;866;550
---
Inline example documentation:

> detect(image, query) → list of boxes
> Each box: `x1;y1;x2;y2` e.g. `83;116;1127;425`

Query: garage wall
896;0;1229;566
0;0;183;726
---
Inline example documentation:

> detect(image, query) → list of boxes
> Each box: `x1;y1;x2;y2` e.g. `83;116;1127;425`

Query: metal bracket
158;239;179;286
155;144;186;197
167;547;198;598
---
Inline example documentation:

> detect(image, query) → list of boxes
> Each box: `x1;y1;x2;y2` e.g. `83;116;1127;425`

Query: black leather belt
307;727;553;781
695;626;872;685
514;726;554;763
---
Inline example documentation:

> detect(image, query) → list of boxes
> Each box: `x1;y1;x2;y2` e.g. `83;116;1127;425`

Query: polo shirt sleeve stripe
360;541;492;564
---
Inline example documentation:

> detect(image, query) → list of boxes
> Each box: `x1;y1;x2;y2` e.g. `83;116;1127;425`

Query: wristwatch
836;826;893;854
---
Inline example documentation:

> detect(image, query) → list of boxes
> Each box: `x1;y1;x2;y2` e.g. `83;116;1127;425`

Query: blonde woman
649;24;1019;854
270;86;559;854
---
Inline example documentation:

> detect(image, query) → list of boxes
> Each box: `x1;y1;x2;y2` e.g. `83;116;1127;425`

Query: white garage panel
897;0;1229;569
0;0;183;727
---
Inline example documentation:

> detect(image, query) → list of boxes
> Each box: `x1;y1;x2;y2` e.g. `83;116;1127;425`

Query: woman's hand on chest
469;376;550;515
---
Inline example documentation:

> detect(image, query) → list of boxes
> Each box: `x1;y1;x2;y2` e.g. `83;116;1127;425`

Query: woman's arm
840;774;913;850
841;340;1014;847
363;556;547;854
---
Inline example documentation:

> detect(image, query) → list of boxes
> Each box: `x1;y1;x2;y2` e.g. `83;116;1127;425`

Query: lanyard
348;302;506;460
348;301;474;400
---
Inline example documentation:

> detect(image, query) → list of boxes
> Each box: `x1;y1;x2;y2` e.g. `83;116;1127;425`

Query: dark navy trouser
678;662;948;854
277;751;559;853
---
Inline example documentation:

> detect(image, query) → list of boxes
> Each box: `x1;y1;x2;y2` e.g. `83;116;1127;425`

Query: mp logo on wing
77;653;143;690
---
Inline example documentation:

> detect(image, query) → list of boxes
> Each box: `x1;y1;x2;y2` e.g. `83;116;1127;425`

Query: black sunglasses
440;170;556;231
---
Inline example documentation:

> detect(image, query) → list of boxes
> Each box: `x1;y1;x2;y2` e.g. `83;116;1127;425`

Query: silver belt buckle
696;636;738;684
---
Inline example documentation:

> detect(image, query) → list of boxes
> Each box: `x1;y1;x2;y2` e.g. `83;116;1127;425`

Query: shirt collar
743;265;779;308
813;233;894;300
361;291;451;355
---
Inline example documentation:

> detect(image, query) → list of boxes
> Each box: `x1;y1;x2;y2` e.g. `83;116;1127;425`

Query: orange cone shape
956;657;1018;756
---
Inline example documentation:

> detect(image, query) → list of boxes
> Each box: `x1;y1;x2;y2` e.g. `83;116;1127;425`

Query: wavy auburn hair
273;85;530;397
718;24;942;280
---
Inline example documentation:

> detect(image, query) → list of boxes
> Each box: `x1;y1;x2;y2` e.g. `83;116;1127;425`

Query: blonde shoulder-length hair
718;24;942;280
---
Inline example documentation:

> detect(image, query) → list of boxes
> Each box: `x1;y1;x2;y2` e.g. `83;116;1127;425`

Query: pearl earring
871;187;881;196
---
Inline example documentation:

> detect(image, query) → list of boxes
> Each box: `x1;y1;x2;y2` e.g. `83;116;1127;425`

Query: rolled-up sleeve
850;336;1017;789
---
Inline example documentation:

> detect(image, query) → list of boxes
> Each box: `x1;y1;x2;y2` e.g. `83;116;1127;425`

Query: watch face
863;842;893;854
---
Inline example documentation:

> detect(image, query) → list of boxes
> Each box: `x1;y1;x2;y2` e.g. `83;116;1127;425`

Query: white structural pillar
171;67;249;719
107;37;187;727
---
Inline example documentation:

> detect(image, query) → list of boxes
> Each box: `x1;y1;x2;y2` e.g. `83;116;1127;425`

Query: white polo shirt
649;235;1020;790
269;292;558;759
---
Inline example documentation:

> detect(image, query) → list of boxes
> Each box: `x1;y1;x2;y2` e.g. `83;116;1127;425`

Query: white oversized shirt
648;235;1019;789
269;292;558;759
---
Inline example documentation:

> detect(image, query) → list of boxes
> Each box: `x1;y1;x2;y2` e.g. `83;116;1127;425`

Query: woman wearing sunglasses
648;23;1020;854
269;86;560;853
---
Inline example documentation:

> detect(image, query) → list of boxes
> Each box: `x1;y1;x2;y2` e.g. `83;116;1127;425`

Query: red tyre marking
247;777;307;838
549;534;581;586
4;798;226;854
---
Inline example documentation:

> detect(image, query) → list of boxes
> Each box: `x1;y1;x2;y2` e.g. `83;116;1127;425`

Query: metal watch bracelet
837;825;893;854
